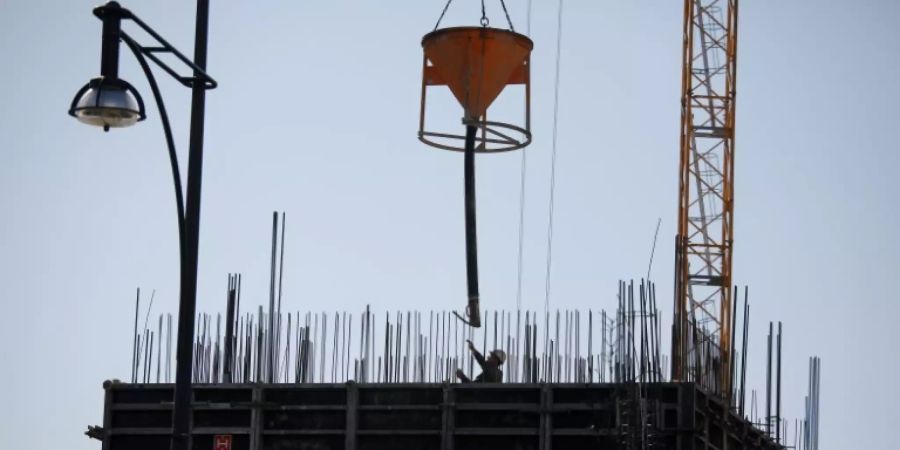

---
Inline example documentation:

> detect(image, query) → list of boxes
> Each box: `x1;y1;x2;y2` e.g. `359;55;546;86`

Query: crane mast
672;0;739;398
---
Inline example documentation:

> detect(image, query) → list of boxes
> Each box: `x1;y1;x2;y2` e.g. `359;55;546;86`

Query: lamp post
69;2;216;450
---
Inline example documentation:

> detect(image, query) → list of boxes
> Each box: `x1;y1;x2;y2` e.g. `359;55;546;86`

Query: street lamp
69;77;145;130
69;2;216;450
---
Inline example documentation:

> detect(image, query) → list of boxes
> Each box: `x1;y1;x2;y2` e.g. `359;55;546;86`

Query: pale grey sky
1;1;898;449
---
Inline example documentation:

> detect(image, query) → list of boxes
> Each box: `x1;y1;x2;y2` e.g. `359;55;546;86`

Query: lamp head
69;1;142;131
69;77;145;131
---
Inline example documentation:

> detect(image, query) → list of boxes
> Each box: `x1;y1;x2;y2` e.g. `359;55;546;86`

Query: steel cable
543;0;565;318
514;0;533;313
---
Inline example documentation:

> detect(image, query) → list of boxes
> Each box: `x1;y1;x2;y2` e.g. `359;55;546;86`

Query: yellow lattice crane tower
672;0;739;398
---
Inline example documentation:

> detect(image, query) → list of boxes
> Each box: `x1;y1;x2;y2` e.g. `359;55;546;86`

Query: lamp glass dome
70;77;145;130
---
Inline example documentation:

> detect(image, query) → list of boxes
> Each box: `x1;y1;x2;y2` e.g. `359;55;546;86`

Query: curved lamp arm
121;33;186;256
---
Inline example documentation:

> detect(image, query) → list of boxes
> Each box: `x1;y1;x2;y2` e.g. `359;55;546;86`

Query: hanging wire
142;289;157;334
480;0;489;27
514;0;533;312
543;0;565;317
526;0;532;35
433;0;454;31
646;218;662;281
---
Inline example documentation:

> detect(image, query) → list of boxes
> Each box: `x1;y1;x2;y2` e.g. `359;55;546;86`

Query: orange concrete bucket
422;27;533;119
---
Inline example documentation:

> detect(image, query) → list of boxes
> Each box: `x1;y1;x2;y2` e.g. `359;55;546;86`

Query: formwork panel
358;409;442;430
454;434;538;450
263;410;345;430
357;434;439;450
261;435;343;450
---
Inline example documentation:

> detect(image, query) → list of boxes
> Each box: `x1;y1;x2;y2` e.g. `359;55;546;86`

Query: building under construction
87;0;823;449
99;281;821;449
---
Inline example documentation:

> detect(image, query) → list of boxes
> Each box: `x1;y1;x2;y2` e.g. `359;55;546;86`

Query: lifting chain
433;0;516;31
433;0;454;31
499;0;515;31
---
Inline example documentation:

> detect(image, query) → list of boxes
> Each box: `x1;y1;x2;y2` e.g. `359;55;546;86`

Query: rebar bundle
129;280;668;385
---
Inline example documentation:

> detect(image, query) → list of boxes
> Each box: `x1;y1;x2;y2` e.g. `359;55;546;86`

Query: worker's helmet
490;349;507;365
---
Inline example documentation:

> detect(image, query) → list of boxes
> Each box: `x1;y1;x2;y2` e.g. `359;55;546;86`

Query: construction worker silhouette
456;339;506;383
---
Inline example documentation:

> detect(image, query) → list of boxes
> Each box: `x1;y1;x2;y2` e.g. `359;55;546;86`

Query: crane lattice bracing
673;0;738;397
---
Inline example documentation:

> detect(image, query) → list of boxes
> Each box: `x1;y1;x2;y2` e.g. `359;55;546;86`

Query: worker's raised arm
467;340;487;367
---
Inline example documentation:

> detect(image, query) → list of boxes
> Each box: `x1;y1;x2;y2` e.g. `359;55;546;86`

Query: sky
1;1;898;449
